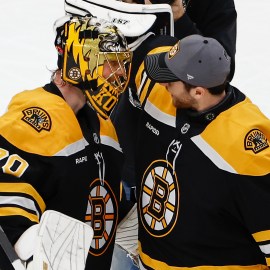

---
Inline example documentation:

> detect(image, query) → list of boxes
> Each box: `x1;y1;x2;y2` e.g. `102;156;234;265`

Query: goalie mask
54;15;132;119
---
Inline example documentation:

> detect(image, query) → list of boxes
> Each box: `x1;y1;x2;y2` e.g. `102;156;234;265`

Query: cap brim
144;52;179;83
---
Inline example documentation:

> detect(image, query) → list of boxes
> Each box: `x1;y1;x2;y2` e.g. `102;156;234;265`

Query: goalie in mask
55;15;132;119
0;15;132;270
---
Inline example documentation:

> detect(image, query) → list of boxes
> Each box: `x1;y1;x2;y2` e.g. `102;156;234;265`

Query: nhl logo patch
244;129;269;153
22;107;52;132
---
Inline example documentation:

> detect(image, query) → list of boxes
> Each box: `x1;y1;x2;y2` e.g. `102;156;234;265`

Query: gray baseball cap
144;34;231;88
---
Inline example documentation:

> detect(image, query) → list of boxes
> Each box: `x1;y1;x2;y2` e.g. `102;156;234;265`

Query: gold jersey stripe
0;183;46;212
139;241;268;270
147;86;176;117
98;115;122;152
138;75;153;105
135;45;177;118
144;99;176;127
0;195;41;219
54;137;89;156
0;207;39;223
98;115;118;143
252;230;270;242
100;135;122;152
120;181;123;202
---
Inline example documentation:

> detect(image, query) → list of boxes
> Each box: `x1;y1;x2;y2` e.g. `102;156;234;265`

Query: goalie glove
14;210;93;270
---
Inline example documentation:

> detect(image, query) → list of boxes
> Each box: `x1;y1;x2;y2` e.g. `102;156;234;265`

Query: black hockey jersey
0;82;123;269
134;54;270;270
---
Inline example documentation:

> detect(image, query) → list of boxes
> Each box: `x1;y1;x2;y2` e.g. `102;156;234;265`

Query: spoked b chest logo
85;179;118;255
139;160;179;237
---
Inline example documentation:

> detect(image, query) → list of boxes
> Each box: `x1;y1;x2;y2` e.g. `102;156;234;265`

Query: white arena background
0;0;269;117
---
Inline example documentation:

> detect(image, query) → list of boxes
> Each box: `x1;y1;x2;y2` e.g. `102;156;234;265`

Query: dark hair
182;81;195;92
208;81;228;95
182;80;228;95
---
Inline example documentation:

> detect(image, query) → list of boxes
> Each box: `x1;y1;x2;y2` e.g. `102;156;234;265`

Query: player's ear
190;86;205;100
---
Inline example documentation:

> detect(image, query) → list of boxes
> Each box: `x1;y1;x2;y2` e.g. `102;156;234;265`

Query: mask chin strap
77;79;97;90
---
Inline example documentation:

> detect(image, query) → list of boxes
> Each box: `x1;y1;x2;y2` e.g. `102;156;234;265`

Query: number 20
0;148;29;178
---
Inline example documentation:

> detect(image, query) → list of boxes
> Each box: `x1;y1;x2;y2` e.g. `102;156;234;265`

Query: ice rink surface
0;0;269;116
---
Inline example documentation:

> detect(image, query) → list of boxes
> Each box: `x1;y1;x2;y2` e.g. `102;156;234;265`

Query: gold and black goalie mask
55;15;132;119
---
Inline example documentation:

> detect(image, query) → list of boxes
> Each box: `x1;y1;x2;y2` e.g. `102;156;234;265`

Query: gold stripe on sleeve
0;183;46;213
252;230;270;242
0;207;39;223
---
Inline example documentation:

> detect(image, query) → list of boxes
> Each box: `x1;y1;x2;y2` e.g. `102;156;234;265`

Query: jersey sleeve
198;98;270;266
0;87;83;244
0;137;46;244
231;173;270;266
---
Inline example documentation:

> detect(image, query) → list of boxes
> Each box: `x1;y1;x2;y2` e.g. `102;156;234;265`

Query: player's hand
170;0;185;21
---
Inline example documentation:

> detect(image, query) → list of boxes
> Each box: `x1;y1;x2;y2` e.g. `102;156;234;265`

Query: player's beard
171;93;195;110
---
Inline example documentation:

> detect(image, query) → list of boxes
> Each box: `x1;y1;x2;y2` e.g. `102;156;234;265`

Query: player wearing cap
63;1;237;269
0;15;132;270
132;34;270;269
